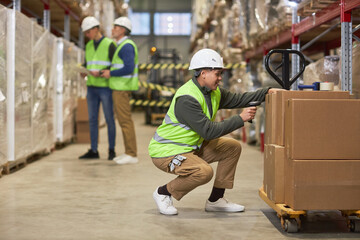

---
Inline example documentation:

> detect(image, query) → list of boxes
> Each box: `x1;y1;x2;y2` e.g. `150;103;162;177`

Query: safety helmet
189;48;224;70
81;16;100;32
114;17;132;32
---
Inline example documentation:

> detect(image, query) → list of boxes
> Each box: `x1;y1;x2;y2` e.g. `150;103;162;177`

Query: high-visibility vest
85;37;114;87
109;39;139;91
148;80;221;158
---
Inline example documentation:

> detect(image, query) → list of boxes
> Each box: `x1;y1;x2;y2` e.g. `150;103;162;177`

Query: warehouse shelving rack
244;0;360;93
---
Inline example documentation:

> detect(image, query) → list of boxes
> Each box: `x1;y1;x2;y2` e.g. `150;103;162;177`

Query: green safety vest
85;37;114;87
148;80;221;158
109;38;139;91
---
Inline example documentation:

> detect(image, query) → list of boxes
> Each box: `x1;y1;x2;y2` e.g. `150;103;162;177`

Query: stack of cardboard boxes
263;91;360;210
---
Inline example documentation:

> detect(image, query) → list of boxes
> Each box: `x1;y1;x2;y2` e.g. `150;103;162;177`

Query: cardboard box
285;99;360;160
274;91;350;146
76;122;99;143
264;93;277;144
264;144;285;203
284;159;360;210
76;98;89;122
76;131;91;143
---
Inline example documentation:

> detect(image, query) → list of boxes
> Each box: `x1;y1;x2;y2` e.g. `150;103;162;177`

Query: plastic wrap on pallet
303;55;341;90
61;39;78;143
352;42;360;99
32;22;52;154
14;11;32;160
47;34;57;144
0;6;7;165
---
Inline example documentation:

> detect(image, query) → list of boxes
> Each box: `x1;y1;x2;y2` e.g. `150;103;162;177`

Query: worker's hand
240;106;257;122
267;88;286;94
100;70;111;79
80;72;87;78
90;70;100;77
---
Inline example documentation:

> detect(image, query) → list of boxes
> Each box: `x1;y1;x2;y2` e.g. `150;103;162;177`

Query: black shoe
108;150;116;160
79;149;99;159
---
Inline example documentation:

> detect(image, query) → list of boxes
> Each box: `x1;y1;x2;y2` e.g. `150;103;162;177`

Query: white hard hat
189;48;224;70
114;17;132;32
81;16;100;32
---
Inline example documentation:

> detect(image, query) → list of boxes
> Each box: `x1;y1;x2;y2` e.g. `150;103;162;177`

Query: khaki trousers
112;90;137;157
152;137;242;200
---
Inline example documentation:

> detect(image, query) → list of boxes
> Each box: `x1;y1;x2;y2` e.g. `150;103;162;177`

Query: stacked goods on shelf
303;55;340;90
264;91;360;210
79;0;115;38
297;0;339;17
0;5;6;167
248;0;292;49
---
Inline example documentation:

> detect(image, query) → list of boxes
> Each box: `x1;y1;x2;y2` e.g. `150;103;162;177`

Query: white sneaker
114;154;138;165
153;188;178;215
113;154;126;162
205;198;245;212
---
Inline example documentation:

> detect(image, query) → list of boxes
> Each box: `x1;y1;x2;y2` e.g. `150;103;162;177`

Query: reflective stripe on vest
109;39;139;91
85;37;114;87
148;80;221;158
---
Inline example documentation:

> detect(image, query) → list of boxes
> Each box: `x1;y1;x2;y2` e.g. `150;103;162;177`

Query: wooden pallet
2;158;27;175
0;148;51;176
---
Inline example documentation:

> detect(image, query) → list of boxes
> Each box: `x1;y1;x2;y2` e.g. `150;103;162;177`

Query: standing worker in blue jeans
101;17;139;165
79;16;117;160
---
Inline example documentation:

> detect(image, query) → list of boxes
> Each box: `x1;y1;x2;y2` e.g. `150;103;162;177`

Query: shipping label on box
285;99;360;160
284;159;360;210
275;91;350;146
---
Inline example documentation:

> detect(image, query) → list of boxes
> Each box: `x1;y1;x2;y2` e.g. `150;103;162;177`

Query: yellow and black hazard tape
129;99;172;107
138;62;245;70
138;81;176;94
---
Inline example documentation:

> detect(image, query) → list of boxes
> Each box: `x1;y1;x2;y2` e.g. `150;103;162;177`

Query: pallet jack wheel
349;220;360;232
283;218;299;233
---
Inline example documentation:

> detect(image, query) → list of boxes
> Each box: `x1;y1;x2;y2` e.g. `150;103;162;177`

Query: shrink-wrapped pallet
14;11;32;160
0;6;7;166
32;23;52;154
55;39;79;143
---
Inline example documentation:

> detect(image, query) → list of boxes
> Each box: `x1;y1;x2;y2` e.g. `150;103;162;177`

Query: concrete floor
0;111;359;240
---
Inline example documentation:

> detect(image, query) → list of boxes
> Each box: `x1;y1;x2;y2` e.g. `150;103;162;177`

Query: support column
341;0;352;92
64;10;70;41
78;27;84;49
13;0;20;11
291;5;300;90
43;2;50;30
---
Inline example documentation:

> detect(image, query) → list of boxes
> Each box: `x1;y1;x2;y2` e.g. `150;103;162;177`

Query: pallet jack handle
264;49;305;90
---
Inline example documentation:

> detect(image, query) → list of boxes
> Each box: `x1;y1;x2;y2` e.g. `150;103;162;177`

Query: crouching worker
148;48;283;215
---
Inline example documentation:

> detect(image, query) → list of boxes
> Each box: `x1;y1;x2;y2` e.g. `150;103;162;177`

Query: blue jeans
87;86;116;151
